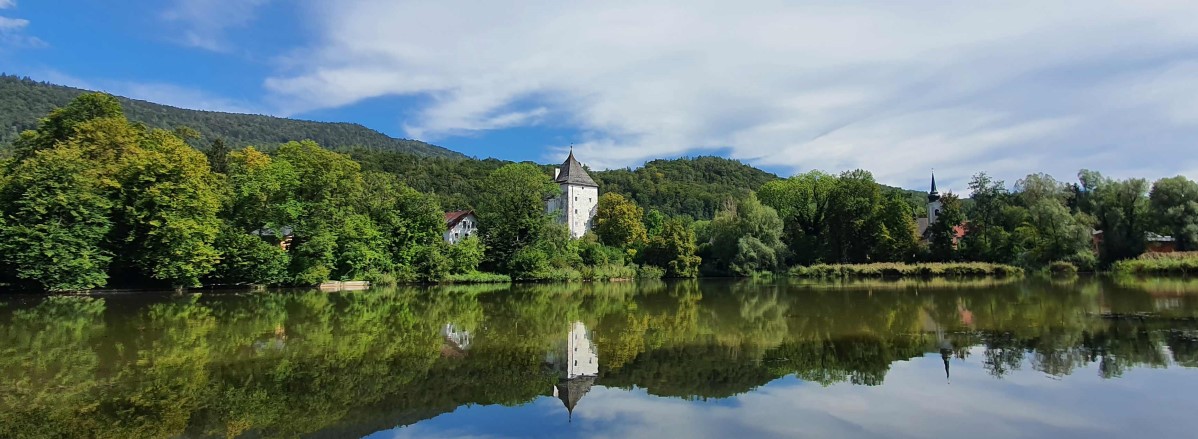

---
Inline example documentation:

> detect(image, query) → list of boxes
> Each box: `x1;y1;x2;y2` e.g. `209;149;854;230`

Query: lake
2;277;1198;438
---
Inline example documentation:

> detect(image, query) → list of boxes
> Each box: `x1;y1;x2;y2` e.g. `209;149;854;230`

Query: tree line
3;93;1196;291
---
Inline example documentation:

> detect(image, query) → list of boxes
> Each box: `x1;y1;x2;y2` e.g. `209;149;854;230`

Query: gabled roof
555;151;598;187
444;210;474;230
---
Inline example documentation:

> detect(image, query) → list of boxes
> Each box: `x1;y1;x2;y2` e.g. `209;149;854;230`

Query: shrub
637;265;666;280
1048;261;1079;276
789;262;1023;279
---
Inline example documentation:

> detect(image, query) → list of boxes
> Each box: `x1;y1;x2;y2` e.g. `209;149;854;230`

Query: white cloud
0;12;43;48
32;68;259;115
161;0;270;51
266;0;1198;189
0;1;14;10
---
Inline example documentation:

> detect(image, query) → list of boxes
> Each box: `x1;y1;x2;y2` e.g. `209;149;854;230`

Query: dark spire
942;349;951;383
555;150;598;187
928;170;941;202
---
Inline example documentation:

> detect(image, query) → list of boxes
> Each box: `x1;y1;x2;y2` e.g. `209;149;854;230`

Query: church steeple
928;170;941;202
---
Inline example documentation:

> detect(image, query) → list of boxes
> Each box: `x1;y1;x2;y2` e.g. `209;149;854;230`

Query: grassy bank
1111;252;1198;276
789;262;1024;279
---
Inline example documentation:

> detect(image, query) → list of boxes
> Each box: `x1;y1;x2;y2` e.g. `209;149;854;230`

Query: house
546;149;599;239
444;210;478;244
1092;230;1177;254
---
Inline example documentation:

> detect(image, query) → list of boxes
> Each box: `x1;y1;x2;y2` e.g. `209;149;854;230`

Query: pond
2;277;1198;438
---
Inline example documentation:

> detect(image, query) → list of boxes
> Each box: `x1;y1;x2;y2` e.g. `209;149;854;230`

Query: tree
0;146;113;291
209;226;290;285
871;193;919;262
1081;170;1150;264
224;146;301;232
960;172;1014;263
827;170;880;263
1149;176;1198;251
475;163;559;274
447;236;486;274
113;129;223;287
643;218;701;277
926;193;965;261
204;138;230;174
358;171;443;268
13;92;124;160
757;171;836;265
708;194;786;275
593;193;648;249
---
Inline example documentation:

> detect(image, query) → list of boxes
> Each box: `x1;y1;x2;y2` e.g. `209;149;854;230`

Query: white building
546;150;599;239
917;171;942;237
444;210;478;244
546;321;600;420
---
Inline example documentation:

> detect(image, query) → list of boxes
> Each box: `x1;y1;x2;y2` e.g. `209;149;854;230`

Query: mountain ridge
0;74;464;158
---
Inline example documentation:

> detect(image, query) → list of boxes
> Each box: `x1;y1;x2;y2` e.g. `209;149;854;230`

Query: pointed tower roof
555;375;596;421
928;171;941;202
555;150;598;187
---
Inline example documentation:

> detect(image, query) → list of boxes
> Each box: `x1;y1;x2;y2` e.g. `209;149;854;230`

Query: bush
210;228;290;285
446;236;485;274
1112;254;1198;276
443;271;511;283
789;262;1023;279
1048;261;1079;276
637;265;666;279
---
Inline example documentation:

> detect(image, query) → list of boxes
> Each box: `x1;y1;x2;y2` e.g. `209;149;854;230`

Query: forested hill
350;149;781;219
0;74;464;158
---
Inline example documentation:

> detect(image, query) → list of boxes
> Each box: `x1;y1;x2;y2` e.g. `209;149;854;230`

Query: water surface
2;277;1197;438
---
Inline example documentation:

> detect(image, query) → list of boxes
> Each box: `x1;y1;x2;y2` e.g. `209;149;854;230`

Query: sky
3;0;1198;192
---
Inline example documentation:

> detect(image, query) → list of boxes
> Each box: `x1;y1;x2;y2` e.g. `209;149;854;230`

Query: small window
574;209;578;214
574;196;578;201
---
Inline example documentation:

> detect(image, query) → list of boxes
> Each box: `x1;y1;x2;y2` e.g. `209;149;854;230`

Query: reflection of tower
936;322;952;384
545;321;599;421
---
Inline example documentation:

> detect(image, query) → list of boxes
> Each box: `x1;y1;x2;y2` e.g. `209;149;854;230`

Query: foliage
593;156;779;220
1;75;461;158
1079;170;1151;265
1149;175;1198;251
593;192;648;249
208;227;290;285
446;236;486;274
642;218;702;277
0;146;113;290
706;194;786;275
1111;253;1198;276
474;163;559;274
790;262;1024;278
926;193;965;262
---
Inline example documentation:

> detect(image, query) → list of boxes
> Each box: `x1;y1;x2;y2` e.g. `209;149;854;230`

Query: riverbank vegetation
1111;252;1198;276
2;93;1196;292
790;262;1023;279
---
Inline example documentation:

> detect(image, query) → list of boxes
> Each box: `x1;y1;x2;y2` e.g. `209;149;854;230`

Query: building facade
546;151;599;239
443;210;477;244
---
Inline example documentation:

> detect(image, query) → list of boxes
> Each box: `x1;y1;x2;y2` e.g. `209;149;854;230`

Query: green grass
789;262;1023;279
443;271;512;283
1111;253;1198;276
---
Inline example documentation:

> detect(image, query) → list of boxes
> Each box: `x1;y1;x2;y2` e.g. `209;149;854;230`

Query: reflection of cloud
377;348;1198;438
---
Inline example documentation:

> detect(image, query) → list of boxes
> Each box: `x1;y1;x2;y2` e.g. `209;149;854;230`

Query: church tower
546;149;599;238
927;171;942;225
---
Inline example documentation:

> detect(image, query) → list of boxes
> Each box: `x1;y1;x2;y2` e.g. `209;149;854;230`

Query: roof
555;151;598;187
444;210;474;230
928;171;941;202
555;375;596;419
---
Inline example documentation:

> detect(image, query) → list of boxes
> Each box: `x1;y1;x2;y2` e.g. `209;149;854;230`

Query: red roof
445;210;474;230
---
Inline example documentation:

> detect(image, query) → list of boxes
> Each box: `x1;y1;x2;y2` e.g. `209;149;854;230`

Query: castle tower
546;149;599;238
927;171;942;225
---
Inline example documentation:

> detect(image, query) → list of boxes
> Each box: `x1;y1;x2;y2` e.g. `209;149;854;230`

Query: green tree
960;172;1015;263
0;146;113;290
447;236;486;274
209;226;290;285
708;194;786;275
643;218;701;277
757;171;837;265
1149;176;1198;251
926;193;965;261
1081;170;1150;264
112;129;223;287
593;192;648;249
224;146;301;233
359;171;444;268
13;92;124;160
827;170;880;263
204;138;230;174
474;163;559;274
871;193;919;262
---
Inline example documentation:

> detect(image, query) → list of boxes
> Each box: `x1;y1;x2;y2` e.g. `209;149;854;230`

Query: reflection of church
544;321;599;420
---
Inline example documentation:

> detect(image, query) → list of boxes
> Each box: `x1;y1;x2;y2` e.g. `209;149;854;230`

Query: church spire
928;170;941;202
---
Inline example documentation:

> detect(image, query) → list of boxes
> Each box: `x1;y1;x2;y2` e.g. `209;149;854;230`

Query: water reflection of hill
1;277;1197;438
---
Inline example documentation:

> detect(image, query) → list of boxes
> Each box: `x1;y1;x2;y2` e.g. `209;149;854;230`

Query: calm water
3;277;1198;438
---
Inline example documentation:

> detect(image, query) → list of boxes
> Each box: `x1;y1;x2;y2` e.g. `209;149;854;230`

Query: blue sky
3;0;1198;192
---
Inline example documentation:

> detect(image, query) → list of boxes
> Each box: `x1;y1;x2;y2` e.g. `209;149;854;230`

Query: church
546;150;599;238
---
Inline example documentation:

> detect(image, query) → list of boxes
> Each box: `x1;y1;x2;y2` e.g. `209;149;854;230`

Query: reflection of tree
4;277;1198;436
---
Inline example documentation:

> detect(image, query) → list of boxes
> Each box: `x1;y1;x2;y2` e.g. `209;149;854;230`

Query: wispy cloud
0;1;15;10
33;68;260;115
0;9;44;48
265;0;1198;189
161;0;270;52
